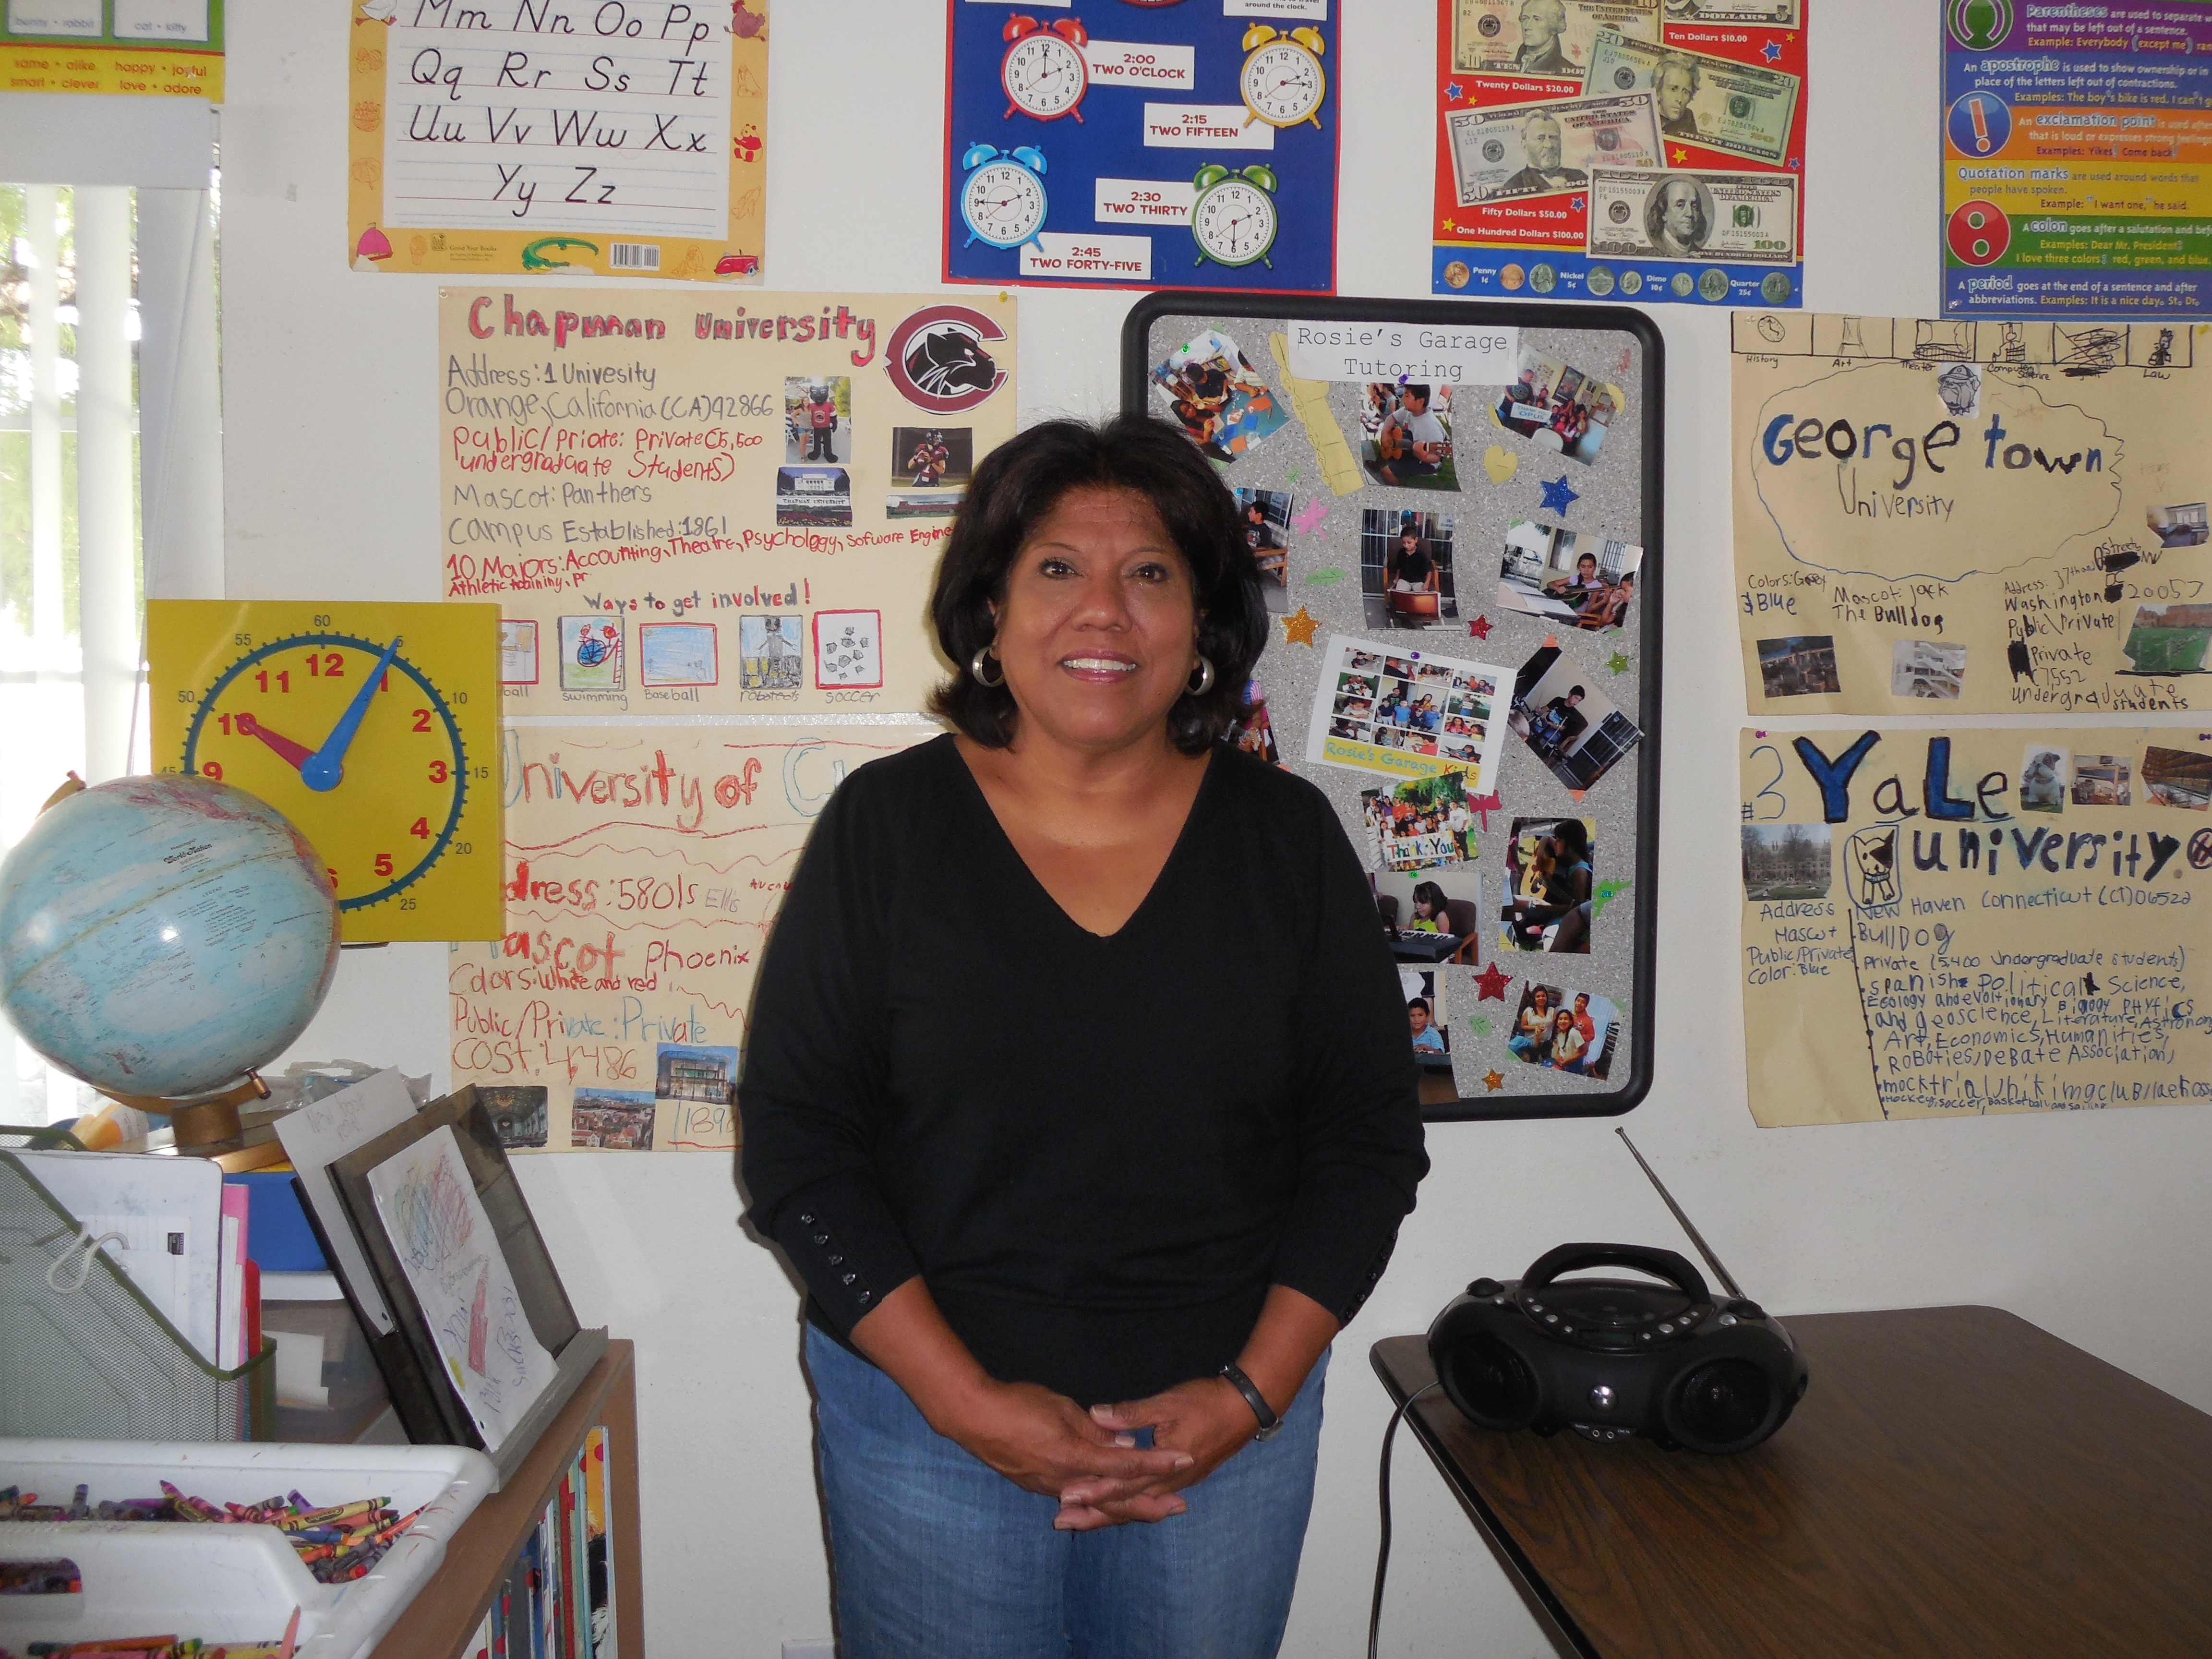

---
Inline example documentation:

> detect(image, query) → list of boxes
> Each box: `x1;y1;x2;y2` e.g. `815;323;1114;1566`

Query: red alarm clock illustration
1001;14;1091;124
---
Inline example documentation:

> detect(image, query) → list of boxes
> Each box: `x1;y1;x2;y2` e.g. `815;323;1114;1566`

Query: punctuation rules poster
1431;0;1808;309
942;0;1341;292
1739;726;2212;1127
348;0;768;283
437;286;1017;717
1733;311;2212;717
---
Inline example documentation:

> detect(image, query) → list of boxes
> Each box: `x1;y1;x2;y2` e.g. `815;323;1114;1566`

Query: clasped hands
942;1374;1262;1531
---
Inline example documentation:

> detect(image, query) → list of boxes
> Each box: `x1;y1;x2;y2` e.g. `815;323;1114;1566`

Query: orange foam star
1281;606;1320;647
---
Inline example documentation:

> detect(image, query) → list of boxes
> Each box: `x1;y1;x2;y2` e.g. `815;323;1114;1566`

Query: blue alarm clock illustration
960;142;1049;252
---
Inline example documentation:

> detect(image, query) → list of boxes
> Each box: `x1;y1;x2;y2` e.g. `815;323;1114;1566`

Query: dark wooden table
1372;1306;2212;1659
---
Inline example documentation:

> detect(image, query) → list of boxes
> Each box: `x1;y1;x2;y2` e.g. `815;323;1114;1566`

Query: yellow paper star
1281;606;1320;647
1483;1069;1506;1092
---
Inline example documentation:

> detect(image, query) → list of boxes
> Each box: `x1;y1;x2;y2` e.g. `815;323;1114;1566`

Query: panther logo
885;305;1010;414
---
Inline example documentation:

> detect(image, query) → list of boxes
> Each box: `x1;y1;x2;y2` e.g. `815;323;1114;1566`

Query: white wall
215;4;2212;1655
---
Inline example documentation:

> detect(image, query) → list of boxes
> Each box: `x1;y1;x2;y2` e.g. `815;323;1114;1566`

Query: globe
0;775;342;1100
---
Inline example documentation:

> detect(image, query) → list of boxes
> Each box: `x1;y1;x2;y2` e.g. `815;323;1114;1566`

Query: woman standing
740;416;1429;1659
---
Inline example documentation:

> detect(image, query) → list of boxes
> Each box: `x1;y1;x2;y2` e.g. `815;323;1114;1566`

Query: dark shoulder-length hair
927;414;1268;754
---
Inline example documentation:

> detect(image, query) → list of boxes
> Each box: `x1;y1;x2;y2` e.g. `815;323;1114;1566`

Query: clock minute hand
301;636;402;793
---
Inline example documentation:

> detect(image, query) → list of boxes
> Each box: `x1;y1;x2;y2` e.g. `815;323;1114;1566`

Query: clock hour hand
301;635;402;793
235;712;314;772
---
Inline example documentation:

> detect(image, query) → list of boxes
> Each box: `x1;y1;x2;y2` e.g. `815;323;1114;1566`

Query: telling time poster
1431;0;1809;309
942;0;1342;293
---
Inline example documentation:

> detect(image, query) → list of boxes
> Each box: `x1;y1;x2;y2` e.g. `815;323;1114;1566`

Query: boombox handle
1522;1243;1709;1301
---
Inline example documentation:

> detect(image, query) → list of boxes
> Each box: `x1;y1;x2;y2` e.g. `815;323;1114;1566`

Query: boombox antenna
1615;1129;1744;1300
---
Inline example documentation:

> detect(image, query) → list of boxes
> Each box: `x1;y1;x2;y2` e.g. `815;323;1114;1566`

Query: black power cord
1367;1379;1441;1659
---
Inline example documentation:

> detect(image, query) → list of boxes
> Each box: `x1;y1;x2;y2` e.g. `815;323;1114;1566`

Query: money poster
437;287;1017;715
448;725;935;1153
1733;311;2212;716
1738;727;2212;1126
1431;0;1808;308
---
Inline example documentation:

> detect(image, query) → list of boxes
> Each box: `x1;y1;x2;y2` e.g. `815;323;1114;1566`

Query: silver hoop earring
1187;655;1215;697
971;646;1005;688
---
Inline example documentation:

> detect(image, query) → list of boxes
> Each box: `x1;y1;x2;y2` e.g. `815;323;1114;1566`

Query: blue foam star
1572;196;1586;212
1540;475;1579;514
1763;41;1783;62
1446;80;1465;101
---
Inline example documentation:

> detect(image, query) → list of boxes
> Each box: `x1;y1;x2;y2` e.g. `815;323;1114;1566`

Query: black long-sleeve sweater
738;735;1428;1406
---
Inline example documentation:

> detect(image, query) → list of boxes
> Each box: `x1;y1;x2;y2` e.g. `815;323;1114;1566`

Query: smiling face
987;485;1202;756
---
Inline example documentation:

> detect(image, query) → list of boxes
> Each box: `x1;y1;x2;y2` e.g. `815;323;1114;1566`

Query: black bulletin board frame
1122;292;1662;1122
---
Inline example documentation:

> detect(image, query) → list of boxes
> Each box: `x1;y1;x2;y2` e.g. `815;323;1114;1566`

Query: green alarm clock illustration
960;141;1050;252
1190;163;1279;269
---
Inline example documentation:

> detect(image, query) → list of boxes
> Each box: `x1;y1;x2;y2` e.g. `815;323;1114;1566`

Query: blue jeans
805;1325;1328;1659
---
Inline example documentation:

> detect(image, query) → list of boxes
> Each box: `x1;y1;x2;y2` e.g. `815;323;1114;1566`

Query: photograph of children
1307;634;1509;789
2071;755;2133;806
1360;382;1458;489
2143;745;2212;809
1235;487;1294;613
1400;968;1451;1068
1496;519;1643;631
1376;867;1480;964
1756;635;1842;698
1361;770;1479;872
1361;508;1459;631
1500;816;1596;953
1509;644;1644;792
477;1084;549;1151
785;376;851;464
1150;328;1287;462
1492;344;1619;466
570;1088;657;1150
1506;983;1619;1079
1891;638;1967;700
2020;745;2068;814
1228;676;1283;765
1739;822;1832;902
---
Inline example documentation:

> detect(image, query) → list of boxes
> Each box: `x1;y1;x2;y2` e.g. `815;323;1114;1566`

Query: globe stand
98;1073;290;1174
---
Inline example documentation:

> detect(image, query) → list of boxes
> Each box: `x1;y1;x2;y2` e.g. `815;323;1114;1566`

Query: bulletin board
1123;292;1663;1119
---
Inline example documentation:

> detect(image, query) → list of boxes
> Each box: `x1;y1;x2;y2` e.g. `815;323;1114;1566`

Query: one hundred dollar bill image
1446;95;1664;206
1587;168;1799;263
1664;0;1800;24
1451;0;1659;79
1584;30;1800;166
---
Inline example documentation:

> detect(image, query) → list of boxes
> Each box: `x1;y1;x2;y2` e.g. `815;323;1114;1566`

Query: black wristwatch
1219;1362;1283;1440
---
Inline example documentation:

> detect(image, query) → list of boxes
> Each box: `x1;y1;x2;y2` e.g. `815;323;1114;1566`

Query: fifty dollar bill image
1446;94;1663;205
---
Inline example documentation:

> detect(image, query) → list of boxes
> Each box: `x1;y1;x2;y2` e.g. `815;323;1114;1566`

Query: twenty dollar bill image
1447;94;1663;205
1584;30;1800;166
1451;0;1659;78
1587;168;1799;263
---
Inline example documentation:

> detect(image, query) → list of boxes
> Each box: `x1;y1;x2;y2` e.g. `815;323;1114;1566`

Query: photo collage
1308;635;1508;789
504;608;884;698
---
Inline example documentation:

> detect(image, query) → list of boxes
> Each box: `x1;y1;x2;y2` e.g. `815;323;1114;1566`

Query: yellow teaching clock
148;601;504;943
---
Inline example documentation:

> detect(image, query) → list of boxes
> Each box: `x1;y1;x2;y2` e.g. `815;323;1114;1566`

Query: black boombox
1426;1134;1809;1455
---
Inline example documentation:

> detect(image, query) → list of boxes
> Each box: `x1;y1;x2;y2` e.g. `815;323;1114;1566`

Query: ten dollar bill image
1452;0;1659;78
1665;0;1799;23
1588;168;1798;263
1446;94;1663;205
1584;30;1799;166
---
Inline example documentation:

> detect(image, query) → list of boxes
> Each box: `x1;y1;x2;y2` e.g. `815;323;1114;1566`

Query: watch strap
1219;1361;1283;1440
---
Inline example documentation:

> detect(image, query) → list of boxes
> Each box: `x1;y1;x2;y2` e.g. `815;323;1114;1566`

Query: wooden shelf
366;1338;643;1659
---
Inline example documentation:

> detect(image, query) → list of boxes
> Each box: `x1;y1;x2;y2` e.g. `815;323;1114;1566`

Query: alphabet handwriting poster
1943;1;2212;320
1431;0;1808;308
1734;311;2212;716
449;724;935;1153
436;286;1017;715
1739;726;2212;1127
941;0;1341;293
348;0;766;283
